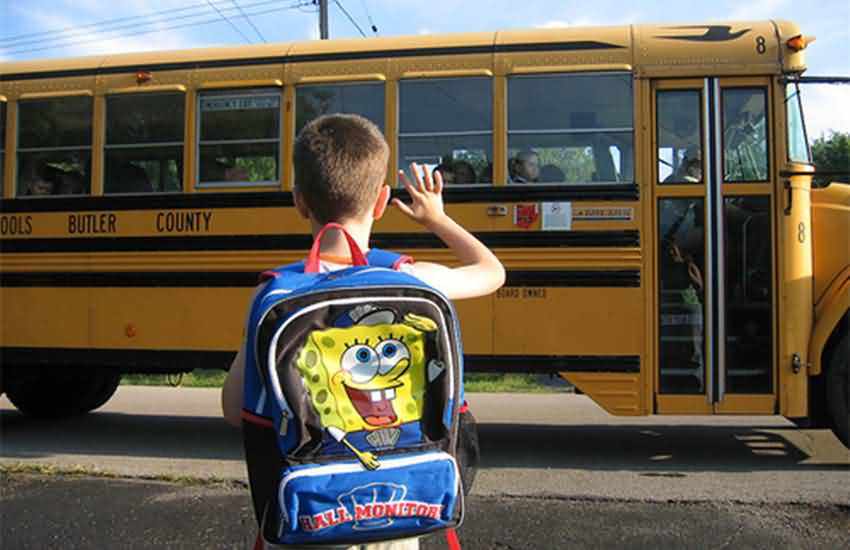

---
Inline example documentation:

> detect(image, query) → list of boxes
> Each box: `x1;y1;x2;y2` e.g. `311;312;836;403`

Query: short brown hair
293;114;389;224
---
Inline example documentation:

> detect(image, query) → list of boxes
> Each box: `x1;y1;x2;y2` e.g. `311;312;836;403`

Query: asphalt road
2;387;849;549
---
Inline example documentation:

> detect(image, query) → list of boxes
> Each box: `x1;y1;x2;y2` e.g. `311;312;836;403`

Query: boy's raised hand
393;163;446;228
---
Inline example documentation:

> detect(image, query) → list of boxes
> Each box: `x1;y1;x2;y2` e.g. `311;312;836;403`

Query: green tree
812;131;850;185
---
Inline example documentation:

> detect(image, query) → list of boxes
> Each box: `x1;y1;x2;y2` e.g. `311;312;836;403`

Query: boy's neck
311;217;373;258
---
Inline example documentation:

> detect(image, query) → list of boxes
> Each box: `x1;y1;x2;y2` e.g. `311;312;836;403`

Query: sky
1;0;848;141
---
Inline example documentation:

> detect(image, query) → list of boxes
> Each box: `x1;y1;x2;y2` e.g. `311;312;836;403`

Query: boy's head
293;114;390;224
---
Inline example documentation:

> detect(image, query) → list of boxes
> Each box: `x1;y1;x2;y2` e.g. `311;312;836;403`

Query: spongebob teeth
384;388;396;400
370;390;382;402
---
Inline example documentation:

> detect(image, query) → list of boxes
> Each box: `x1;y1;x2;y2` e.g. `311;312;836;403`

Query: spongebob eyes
341;345;379;383
376;339;410;375
341;339;410;382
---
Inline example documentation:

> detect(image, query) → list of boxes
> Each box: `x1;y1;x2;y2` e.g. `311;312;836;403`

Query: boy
222;113;504;549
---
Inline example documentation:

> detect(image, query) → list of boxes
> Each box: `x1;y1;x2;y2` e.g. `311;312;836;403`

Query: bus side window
507;73;634;185
197;88;281;187
398;77;492;185
1;101;5;196
295;82;385;135
17;96;92;197
657;90;703;184
722;88;768;182
105;92;185;194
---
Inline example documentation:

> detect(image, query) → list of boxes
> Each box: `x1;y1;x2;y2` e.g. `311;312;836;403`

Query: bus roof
0;20;806;81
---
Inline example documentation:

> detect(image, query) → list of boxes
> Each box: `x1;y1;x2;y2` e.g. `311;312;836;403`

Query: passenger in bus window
433;163;455;185
509;150;540;183
57;171;86;195
452;160;477;185
479;162;493;183
19;160;56;196
116;163;153;194
539;164;565;183
224;163;249;182
664;146;702;183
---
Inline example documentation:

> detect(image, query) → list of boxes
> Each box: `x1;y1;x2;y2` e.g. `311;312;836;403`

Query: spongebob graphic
295;307;445;470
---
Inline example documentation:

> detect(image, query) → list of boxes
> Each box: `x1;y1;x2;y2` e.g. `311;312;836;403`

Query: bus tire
826;331;849;447
5;369;120;418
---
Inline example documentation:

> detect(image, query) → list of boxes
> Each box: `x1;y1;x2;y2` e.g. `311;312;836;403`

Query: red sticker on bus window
514;204;539;229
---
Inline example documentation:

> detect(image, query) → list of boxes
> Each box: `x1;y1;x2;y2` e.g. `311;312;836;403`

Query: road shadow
477;422;850;472
2;409;847;474
0;409;243;462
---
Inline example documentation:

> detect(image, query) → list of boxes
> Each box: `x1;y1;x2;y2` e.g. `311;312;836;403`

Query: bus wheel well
809;312;848;429
823;312;849;447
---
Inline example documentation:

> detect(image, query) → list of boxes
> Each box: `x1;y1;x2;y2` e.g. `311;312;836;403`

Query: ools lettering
0;215;33;235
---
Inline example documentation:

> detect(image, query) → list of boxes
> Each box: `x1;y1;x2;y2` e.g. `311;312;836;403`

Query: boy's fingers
391;198;415;217
433;169;444;194
409;163;426;193
421;164;434;192
399;173;421;198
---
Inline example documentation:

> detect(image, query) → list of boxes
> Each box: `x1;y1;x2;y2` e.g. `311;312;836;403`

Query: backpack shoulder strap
366;248;414;270
258;260;305;283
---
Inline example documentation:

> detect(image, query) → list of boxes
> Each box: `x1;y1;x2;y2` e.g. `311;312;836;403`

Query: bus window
296;82;385;135
197;88;280;186
398;77;492;185
658;198;706;394
785;84;811;164
17;96;92;197
722;88;768;182
105;92;185;194
508;73;633;185
725;196;772;394
657;90;703;184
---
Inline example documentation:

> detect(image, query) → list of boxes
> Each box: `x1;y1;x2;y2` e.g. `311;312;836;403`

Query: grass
0;462;245;488
122;370;566;393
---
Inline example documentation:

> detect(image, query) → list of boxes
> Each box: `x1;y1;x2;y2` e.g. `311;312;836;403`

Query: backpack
242;224;468;547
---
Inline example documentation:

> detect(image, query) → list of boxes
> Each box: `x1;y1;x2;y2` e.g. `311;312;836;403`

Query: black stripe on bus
0;347;639;374
1;41;626;82
464;354;640;373
0;269;640;288
0;230;639;253
0;347;236;372
505;269;640;287
0;185;639;213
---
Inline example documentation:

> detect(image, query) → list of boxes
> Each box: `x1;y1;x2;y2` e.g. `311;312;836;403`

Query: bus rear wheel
826;332;849;447
5;368;121;418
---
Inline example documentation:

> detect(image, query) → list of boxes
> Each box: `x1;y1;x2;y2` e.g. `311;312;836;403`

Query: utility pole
319;0;329;39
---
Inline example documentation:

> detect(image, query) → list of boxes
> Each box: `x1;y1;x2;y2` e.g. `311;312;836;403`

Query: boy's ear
372;185;391;220
293;188;311;220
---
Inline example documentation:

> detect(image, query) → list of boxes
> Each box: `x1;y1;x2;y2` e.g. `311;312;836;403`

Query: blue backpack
242;224;466;547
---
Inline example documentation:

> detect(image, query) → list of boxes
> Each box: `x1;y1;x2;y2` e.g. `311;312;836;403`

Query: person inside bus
509;150;540;183
664;146;702;183
19;159;57;196
539;164;565;183
433;162;454;184
57;170;87;195
479;162;493;183
452;160;477;185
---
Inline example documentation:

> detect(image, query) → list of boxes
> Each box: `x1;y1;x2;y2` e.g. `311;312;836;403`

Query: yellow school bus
1;20;848;447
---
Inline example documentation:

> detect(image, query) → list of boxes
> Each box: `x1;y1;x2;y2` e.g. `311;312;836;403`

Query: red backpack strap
304;223;368;273
446;527;462;550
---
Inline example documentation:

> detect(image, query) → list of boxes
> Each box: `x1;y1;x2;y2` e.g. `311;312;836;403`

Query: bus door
653;77;776;414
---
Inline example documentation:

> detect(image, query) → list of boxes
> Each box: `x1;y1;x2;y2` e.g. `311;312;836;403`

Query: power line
358;0;378;35
332;0;366;38
1;0;290;50
231;0;268;43
206;0;253;44
1;0;246;45
3;2;314;57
